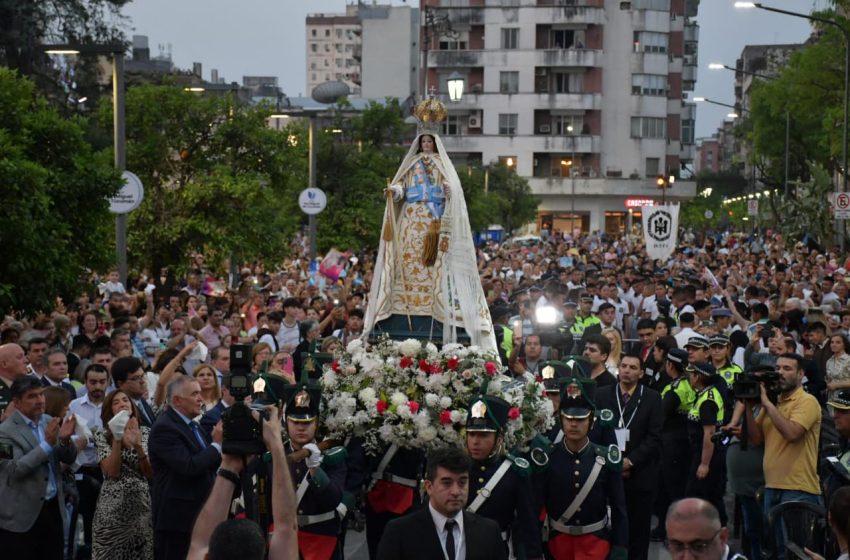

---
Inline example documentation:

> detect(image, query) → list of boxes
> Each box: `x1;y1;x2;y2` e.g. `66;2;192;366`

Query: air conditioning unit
468;113;481;128
539;124;551;134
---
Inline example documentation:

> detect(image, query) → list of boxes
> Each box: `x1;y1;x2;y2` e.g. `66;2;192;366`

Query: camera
732;370;781;402
221;344;267;455
710;428;733;449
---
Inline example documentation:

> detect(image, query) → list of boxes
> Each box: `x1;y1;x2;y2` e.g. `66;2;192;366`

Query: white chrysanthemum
378;424;394;441
390;392;408;406
322;371;337;388
358;387;376;403
425;342;438;356
346;338;364;354
439;396;452;409
398;338;422;357
449;410;464;424
396;405;412;419
413;411;431;428
425;393;439;407
419;426;438;442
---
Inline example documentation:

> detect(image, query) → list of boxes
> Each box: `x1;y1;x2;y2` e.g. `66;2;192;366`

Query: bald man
0;343;28;421
665;498;746;560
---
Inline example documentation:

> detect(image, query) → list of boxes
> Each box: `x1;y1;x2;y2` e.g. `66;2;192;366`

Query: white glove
304;443;323;469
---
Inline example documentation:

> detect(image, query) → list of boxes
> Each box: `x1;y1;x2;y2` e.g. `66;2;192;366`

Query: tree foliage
0;67;121;315
97;84;306;281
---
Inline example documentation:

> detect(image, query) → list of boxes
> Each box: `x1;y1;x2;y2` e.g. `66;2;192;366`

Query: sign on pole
643;204;679;261
110;171;144;214
833;191;850;219
747;199;759;217
299;187;327;215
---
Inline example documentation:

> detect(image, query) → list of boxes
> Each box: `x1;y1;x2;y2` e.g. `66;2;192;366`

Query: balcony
528;176;697;198
442;7;485;25
682;63;697;84
439;134;599;154
684;23;699;44
428;48;600;69
537;5;606;25
444;91;602;111
680;144;695;161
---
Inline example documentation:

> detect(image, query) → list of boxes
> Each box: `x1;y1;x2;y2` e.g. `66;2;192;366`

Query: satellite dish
312;81;350;104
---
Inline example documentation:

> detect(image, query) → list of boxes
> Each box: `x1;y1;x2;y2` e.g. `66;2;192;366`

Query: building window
630;117;667;139
631;74;667;96
633;32;668;53
336;29;342;38
325;29;330;37
336;59;343;67
310;62;316;70
311;43;317;52
682;119;695;144
439;38;468;50
549;29;576;49
553;71;581;93
325;44;330;52
312;73;317;81
501;28;519;50
553;115;582;135
443;115;462;136
646;157;660;177
499;113;518;135
632;0;671;10
311;29;317;37
499;71;519;94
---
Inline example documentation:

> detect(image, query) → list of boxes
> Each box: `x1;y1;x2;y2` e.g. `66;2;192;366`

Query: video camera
710;427;733;449
732;369;781;403
221;344;267;455
534;306;574;355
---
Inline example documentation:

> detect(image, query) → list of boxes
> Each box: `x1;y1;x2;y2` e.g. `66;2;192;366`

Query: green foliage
97;84;305;279
0;67;120;315
772;162;836;247
460;164;540;233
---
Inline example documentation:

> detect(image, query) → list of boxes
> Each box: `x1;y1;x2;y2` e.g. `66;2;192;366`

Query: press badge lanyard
616;385;644;430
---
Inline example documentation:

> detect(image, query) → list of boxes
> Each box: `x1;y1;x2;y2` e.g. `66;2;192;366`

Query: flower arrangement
320;337;554;455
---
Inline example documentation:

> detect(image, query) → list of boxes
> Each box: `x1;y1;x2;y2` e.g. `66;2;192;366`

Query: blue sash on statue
406;159;445;219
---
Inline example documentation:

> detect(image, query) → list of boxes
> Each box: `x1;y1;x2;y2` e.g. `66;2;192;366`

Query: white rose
425;342;438;356
450;410;464;424
419;426;437;442
399;339;422;357
358;388;376;403
346;338;364;354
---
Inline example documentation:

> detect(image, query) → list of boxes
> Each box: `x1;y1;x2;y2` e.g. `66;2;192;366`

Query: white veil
363;132;496;352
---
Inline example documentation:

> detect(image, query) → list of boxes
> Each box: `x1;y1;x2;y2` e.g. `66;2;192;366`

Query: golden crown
413;97;447;134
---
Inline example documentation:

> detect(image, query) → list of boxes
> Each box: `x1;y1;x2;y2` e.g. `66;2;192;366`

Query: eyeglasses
664;529;722;556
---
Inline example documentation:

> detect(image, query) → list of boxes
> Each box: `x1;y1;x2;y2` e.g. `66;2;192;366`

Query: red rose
376;400;388;415
535;375;543;383
408;401;420;414
430;363;443;375
399;356;413;368
419;358;430;372
331;360;340;373
439;410;453;425
446;357;460;371
484;361;498;376
508;407;521;420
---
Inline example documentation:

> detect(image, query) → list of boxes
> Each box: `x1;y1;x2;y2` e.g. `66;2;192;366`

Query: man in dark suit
112;356;157;428
595;353;663;560
376;446;506;560
149;374;223;560
0;376;78;559
39;350;77;400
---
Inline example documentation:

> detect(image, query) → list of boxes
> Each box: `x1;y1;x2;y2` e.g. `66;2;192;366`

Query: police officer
652;348;695;541
685;362;728;527
709;335;742;391
539;377;628;560
491;305;515;366
825;390;850;505
465;388;543;559
570;295;602;353
280;377;348;560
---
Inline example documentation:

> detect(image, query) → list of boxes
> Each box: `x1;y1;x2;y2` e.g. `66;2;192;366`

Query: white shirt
69;394;103;467
429;502;465;560
674;327;699;349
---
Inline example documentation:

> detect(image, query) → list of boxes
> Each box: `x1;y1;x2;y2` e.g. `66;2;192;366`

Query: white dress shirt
428;502;465;560
69;394;103;468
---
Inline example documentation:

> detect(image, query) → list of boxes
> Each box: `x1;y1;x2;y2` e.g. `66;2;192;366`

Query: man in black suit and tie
595;353;663;560
39;350;77;401
149;374;223;560
111;356;157;428
376;446;507;560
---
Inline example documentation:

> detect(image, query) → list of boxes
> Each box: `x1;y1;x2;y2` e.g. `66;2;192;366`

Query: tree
97;84;306;283
0;68;121;315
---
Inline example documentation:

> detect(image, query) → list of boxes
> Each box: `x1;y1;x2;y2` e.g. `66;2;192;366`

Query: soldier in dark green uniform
539;377;627;560
685;362;727;527
464;386;543;559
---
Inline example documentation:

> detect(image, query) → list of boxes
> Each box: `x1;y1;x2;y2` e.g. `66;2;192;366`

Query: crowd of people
0;226;849;560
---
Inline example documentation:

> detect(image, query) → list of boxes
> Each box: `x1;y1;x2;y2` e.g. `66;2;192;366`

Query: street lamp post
568;125;577;233
735;1;849;251
43;44;128;283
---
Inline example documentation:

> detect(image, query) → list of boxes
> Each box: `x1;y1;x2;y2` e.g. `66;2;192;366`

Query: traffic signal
656;175;666;189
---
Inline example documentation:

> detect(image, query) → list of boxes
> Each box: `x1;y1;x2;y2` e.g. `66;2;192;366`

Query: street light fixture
727;112;740;119
736;0;850;251
447;72;465;102
184;87;205;92
42;42;129;284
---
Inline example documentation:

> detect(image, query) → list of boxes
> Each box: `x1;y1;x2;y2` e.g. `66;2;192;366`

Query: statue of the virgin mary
362;97;496;352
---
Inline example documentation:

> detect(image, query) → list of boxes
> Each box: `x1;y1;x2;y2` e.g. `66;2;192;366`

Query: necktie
622;392;630;406
139;401;153;426
190;422;207;449
445;519;456;560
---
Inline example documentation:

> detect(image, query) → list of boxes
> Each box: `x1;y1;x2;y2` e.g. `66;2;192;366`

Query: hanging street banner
643;204;679;261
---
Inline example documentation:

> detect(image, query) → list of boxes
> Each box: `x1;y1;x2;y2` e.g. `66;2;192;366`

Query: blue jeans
740;495;763;560
763;488;823;560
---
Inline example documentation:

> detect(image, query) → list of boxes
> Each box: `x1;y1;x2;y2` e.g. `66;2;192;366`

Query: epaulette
507;453;531;477
323;445;348;467
596;408;616;428
594;444;623;472
527;434;552;472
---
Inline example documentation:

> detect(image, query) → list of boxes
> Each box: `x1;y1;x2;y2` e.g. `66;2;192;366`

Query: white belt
298;511;337;526
549;517;607;536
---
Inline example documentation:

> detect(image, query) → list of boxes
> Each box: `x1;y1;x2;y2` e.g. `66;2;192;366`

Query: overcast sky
122;0;825;138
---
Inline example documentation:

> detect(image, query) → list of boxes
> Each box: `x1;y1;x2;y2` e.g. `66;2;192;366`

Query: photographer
744;321;784;371
745;353;823;516
188;405;298;560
